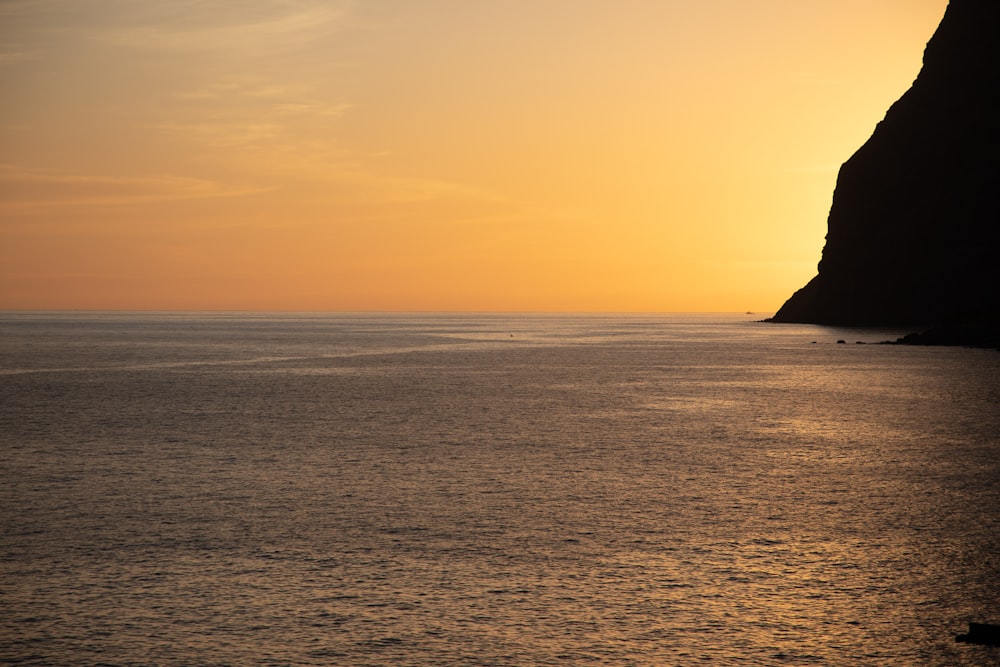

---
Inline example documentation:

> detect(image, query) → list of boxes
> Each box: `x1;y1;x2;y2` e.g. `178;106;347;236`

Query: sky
1;0;949;312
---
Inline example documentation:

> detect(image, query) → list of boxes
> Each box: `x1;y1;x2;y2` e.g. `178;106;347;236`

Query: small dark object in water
837;340;846;344
955;622;1000;646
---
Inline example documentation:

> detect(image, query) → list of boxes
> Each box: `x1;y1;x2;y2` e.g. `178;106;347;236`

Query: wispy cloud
0;50;39;64
0;1;550;223
0;162;513;220
98;1;354;53
167;78;353;128
0;165;272;209
0;0;355;71
80;3;358;173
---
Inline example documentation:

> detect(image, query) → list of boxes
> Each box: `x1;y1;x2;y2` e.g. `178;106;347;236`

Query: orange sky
1;0;948;312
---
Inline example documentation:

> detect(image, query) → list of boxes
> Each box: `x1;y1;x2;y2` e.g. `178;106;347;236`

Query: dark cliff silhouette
771;0;999;328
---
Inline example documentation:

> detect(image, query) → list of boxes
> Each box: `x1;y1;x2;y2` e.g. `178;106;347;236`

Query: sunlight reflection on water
1;313;998;665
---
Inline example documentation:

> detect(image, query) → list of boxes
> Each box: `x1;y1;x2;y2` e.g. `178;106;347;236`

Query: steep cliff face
771;0;1000;326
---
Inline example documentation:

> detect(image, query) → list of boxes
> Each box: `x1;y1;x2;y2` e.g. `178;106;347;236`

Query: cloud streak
98;1;354;53
0;165;272;209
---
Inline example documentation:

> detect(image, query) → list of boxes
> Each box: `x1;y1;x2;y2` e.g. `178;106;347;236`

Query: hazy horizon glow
1;1;948;312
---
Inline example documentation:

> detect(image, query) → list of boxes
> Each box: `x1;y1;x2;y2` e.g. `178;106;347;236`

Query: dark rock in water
955;622;1000;646
885;325;1000;349
771;0;1000;327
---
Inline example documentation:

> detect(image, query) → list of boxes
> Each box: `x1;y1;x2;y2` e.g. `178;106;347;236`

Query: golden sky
1;0;947;312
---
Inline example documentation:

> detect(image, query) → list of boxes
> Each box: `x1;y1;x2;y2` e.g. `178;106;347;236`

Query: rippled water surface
1;312;998;666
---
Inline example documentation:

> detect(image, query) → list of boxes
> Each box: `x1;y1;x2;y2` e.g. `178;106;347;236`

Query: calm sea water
1;312;998;666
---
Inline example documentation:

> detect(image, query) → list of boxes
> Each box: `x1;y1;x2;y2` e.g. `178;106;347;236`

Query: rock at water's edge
955;622;1000;646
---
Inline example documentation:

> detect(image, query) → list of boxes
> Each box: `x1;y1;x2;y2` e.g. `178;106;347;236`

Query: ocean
1;312;998;666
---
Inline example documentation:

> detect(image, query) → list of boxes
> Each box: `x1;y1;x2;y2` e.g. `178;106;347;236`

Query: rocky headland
769;0;999;347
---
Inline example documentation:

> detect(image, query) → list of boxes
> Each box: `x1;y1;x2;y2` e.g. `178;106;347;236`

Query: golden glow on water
0;2;949;312
2;314;998;665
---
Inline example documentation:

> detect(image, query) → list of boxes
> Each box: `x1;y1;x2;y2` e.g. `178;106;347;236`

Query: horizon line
0;308;774;316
